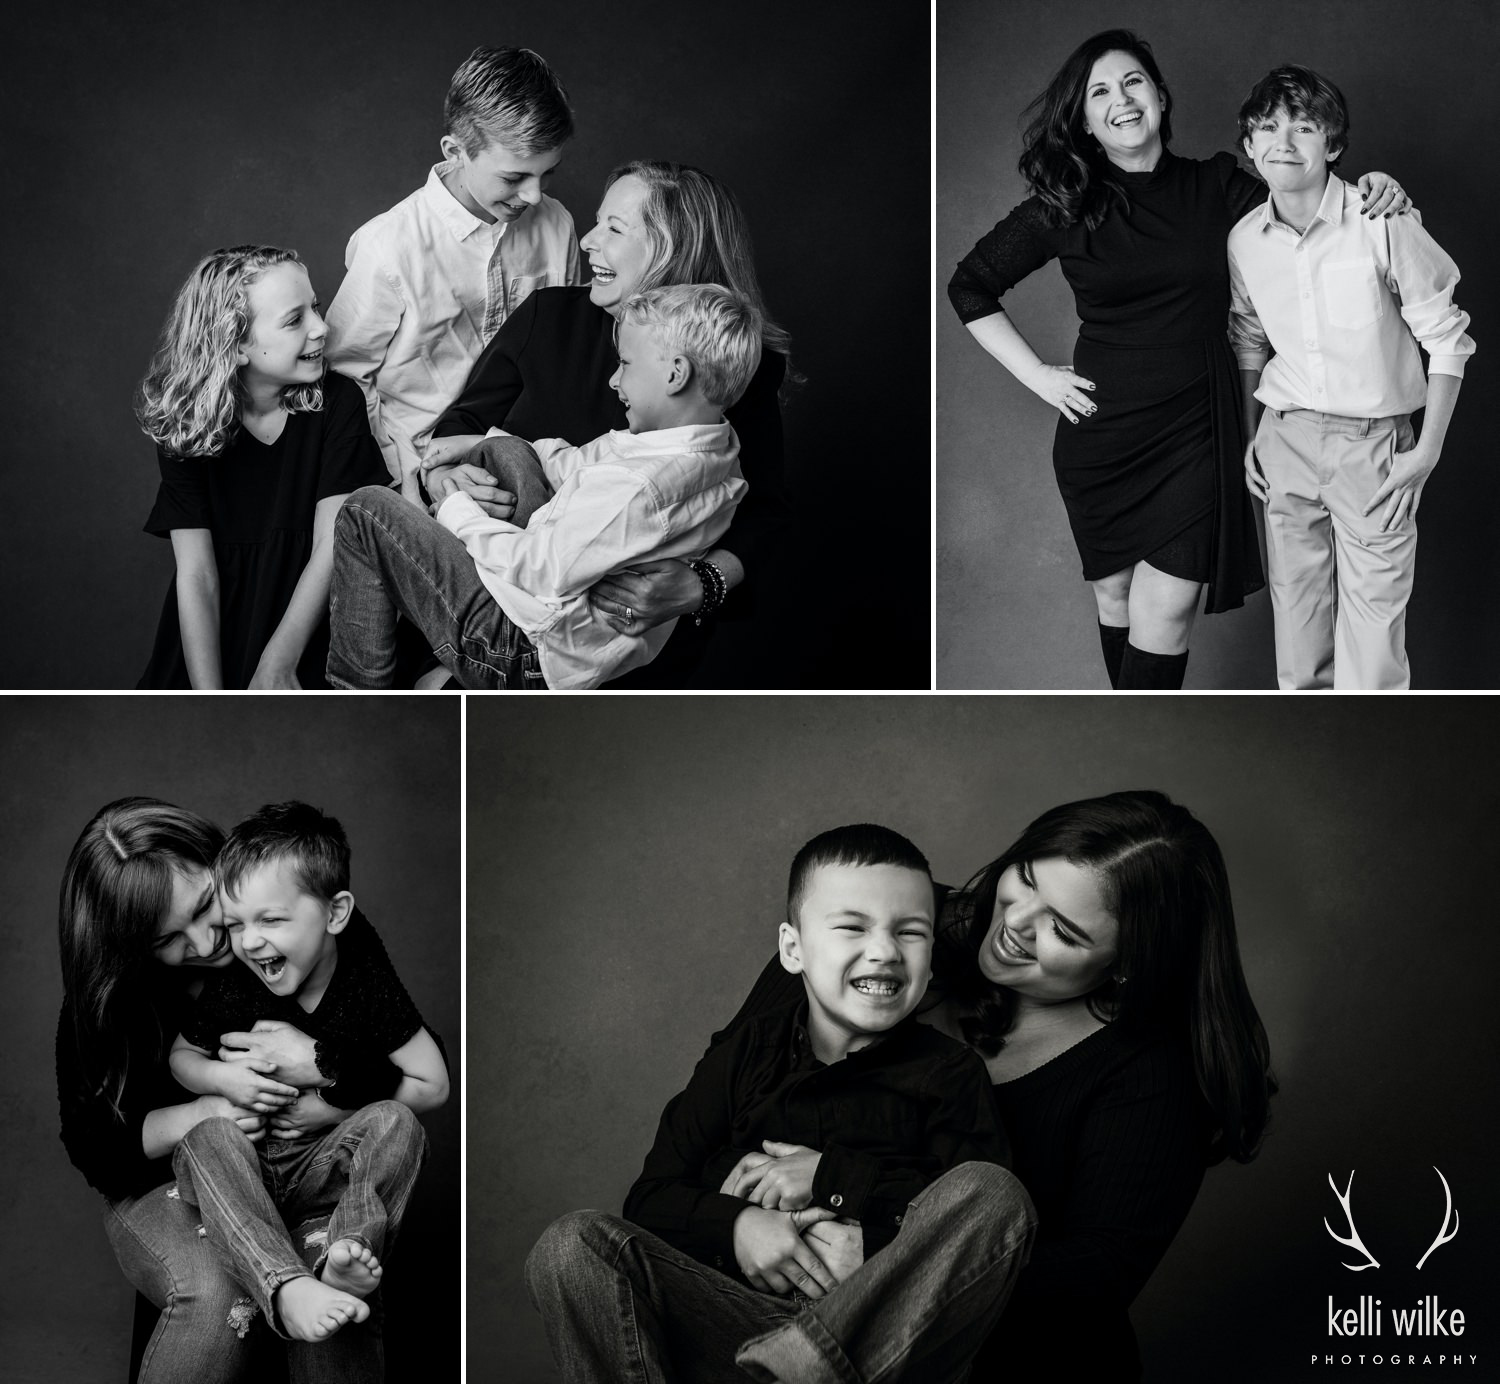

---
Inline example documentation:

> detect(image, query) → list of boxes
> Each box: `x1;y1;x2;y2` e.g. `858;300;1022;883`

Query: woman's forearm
141;1097;212;1160
965;310;1048;388
704;548;745;592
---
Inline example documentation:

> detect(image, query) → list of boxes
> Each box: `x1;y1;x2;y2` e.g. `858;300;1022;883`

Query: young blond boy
1229;65;1474;689
327;46;580;497
327;283;759;690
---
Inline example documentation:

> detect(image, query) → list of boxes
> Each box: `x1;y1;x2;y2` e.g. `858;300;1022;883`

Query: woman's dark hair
1019;29;1173;230
936;790;1275;1164
58;797;225;1121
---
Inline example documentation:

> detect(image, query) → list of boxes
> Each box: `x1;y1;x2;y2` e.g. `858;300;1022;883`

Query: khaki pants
1256;408;1417;690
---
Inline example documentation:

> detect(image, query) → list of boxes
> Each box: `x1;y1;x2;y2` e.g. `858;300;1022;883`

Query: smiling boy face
222;858;350;1001
1243;105;1340;198
778;862;935;1060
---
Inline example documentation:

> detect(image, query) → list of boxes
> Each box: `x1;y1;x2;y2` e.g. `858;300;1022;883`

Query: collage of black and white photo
3;2;1497;1382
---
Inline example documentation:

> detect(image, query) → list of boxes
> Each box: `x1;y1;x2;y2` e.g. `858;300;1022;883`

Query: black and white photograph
9;0;928;692
4;697;460;1382
468;695;1496;1382
938;0;1499;690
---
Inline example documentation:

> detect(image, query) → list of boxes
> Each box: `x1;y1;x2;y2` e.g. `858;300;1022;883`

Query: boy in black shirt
527;824;1036;1383
168;803;449;1350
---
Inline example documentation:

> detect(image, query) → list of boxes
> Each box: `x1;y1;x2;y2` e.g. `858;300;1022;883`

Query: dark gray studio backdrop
1;698;460;1384
939;0;1499;689
7;0;928;691
470;696;1496;1383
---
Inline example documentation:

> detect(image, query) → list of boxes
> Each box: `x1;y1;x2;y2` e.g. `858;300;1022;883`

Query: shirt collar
606;421;734;455
787;996;912;1067
1257;172;1347;234
422;162;505;244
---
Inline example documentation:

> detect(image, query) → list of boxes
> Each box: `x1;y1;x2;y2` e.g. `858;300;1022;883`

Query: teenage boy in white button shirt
326;47;580;501
1228;65;1473;690
326;285;754;691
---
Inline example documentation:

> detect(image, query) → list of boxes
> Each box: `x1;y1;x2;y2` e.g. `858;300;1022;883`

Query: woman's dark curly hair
934;790;1276;1164
1019;28;1173;230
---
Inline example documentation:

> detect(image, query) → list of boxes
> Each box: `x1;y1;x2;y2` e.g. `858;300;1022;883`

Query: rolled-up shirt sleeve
1227;253;1271;375
1388;217;1475;378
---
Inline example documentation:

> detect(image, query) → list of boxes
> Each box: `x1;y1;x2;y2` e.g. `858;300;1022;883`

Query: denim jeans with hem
171;1101;427;1373
105;1181;260;1384
525;1161;1036;1384
326;485;545;690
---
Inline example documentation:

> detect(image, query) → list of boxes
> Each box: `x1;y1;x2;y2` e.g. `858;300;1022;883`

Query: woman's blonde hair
606;162;795;375
136;246;324;458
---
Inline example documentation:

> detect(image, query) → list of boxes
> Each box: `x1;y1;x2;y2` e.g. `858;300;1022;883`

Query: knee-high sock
1118;642;1188;690
1097;622;1129;690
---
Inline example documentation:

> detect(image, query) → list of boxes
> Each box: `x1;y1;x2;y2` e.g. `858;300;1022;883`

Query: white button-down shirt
436;424;747;690
1228;174;1473;417
327;163;580;486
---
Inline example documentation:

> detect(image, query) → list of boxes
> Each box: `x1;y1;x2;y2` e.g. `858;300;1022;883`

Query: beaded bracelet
689;557;727;626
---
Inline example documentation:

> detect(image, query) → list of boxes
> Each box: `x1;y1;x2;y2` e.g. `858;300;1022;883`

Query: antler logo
1324;1168;1459;1272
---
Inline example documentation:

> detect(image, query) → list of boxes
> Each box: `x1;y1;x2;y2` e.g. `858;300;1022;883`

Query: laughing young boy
1229;65;1474;689
525;825;1035;1383
167;802;449;1347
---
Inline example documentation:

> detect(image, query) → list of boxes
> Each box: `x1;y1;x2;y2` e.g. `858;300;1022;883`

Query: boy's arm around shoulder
812;1036;1010;1259
621;1018;761;1274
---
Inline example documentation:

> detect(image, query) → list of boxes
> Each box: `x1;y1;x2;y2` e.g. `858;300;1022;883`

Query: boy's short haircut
619;284;764;411
1237;64;1350;164
786;824;933;927
444;46;574;158
217;801;351;903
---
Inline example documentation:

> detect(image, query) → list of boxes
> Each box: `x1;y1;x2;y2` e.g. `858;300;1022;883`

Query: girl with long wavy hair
417;160;793;688
136;246;387;689
947;30;1407;690
710;789;1276;1380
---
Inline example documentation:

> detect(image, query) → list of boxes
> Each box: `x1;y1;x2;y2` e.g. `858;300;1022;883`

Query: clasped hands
722;1141;864;1297
213;1018;343;1141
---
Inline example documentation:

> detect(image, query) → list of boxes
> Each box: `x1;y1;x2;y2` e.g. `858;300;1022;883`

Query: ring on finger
624;605;634;622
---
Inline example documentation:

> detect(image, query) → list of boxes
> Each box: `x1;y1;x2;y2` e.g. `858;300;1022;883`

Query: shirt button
829;1194;843;1208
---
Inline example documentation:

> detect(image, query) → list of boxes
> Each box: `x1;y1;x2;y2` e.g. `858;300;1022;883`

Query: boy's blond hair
444;45;573;158
619;284;763;412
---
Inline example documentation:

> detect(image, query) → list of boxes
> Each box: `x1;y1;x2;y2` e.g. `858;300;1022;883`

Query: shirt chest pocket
505;273;547;315
1321;257;1385;331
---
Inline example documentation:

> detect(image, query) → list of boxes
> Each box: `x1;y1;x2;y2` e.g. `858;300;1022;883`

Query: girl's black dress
138;369;388;688
949;151;1267;613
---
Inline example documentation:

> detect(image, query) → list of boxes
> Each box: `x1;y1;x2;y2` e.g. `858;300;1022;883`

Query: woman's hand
195;1095;267;1143
268;1090;345;1141
1022;363;1096;423
801;1218;864;1283
738;1141;823;1210
1243;437;1269;502
732;1206;840;1297
426;463;517;521
589;560;702;635
1356;172;1412;219
218;1020;320;1088
210;1058;300;1113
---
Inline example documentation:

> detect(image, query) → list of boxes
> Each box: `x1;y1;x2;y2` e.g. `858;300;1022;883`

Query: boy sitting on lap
327;283;754;690
1229;65;1474;689
525;825;1035;1383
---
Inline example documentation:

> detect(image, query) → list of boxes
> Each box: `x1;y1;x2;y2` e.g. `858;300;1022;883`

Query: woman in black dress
713;790;1277;1380
419;160;791;688
948;30;1404;689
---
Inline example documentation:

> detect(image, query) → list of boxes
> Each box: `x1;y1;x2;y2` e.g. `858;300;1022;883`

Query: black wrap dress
949;150;1267;613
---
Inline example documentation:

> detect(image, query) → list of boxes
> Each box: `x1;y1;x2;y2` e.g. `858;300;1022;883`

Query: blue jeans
172;1102;428;1379
525;1162;1036;1384
105;1181;260;1384
326;486;545;690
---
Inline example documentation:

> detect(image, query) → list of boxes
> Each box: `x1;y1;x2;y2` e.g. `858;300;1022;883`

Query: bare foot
275;1275;370;1341
321;1238;383;1298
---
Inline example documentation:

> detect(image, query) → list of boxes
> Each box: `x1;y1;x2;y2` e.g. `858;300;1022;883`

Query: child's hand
731;1206;840;1297
741;1141;823;1211
195;1095;267;1143
211;1059;300;1113
1363;439;1437;532
429;463;517;521
422;435;487;471
268;1090;345;1141
400;470;427;509
249;661;302;691
720;1150;777;1198
802;1218;864;1284
1243;438;1269;503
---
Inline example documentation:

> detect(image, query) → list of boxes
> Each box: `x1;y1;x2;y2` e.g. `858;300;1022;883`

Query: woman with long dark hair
714;789;1275;1378
947;30;1405;689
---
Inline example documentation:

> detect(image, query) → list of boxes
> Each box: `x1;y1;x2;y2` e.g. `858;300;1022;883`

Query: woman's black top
714;919;1209;1379
948;151;1267;612
433;286;789;685
138;369;389;688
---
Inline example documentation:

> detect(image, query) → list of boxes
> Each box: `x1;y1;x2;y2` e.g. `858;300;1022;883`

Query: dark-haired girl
714;789;1275;1379
947;30;1406;689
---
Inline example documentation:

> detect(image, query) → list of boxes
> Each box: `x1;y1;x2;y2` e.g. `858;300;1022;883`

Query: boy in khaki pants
1229;65;1473;689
